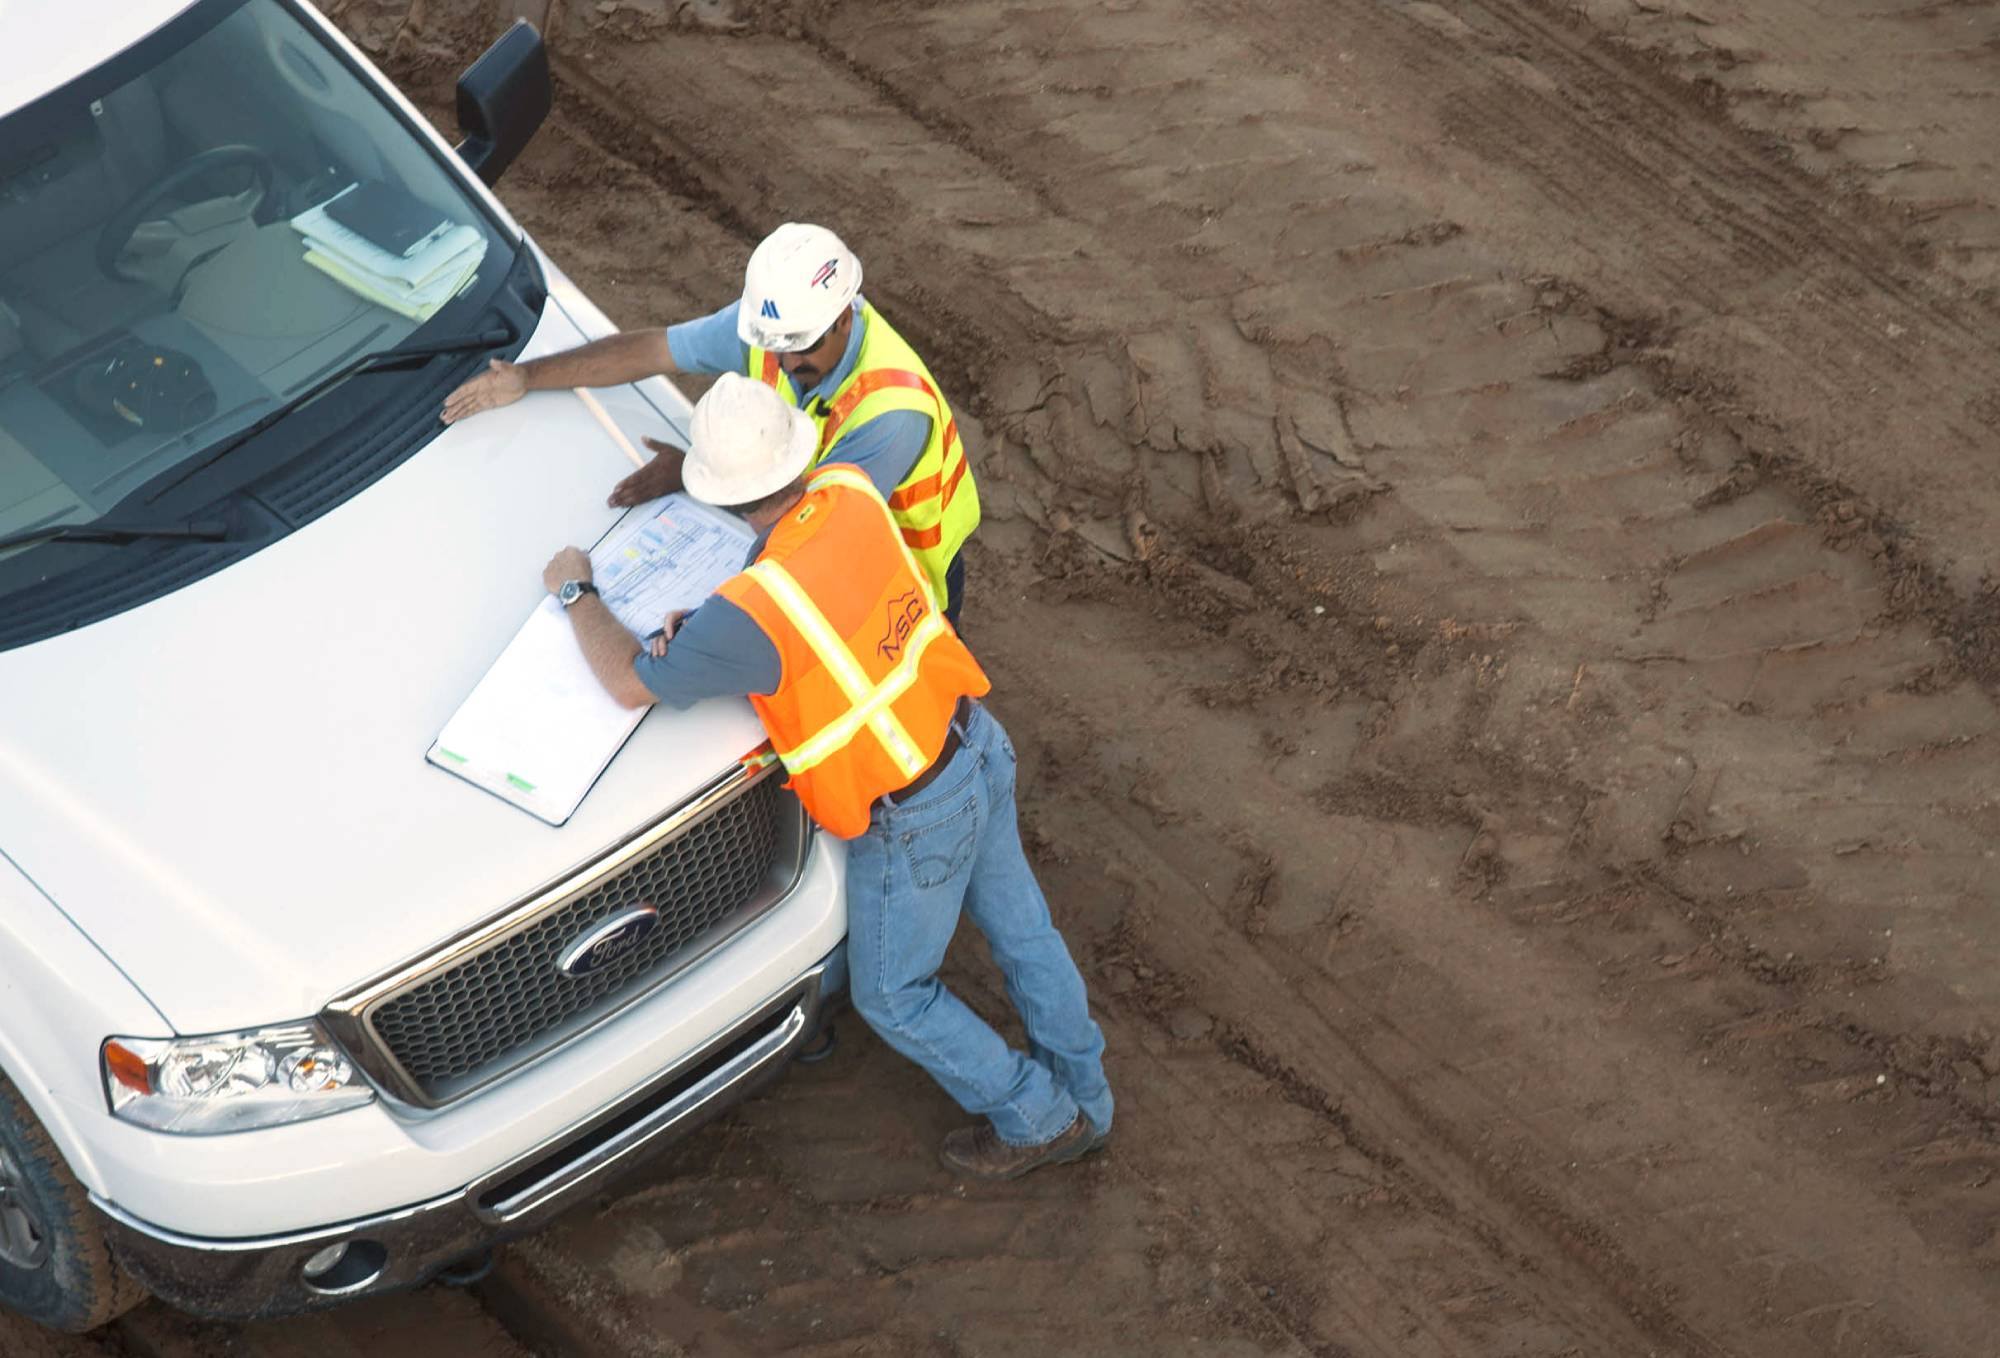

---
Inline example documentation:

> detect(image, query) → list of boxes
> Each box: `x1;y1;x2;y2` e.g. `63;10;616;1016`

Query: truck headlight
101;1024;375;1134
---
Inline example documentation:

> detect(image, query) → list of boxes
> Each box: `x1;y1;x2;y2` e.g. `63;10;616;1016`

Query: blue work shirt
666;298;931;501
632;593;779;707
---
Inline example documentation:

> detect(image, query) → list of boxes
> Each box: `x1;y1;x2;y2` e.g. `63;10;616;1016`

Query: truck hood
0;307;767;1033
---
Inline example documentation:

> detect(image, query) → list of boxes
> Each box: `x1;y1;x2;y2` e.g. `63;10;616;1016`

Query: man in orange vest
456;223;979;629
542;373;1110;1180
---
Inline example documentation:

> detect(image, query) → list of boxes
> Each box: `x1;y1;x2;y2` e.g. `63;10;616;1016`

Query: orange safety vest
718;463;990;838
749;302;979;604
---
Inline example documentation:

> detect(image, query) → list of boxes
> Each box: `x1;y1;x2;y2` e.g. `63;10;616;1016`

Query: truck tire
0;1076;147;1332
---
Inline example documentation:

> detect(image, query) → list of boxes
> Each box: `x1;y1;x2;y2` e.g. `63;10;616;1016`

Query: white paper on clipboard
427;493;755;825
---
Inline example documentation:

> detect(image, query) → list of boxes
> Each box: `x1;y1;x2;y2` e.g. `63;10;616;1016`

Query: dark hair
720;478;805;519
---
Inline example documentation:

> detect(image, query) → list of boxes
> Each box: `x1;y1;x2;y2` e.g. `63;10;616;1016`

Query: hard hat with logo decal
736;222;863;353
683;372;819;506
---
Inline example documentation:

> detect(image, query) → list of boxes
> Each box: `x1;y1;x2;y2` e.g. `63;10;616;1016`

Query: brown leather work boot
938;1115;1103;1181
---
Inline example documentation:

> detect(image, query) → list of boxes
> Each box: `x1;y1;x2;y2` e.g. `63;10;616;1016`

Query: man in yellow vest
540;374;1110;1180
453;223;979;628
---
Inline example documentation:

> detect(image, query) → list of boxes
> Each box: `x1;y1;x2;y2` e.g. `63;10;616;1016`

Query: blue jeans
844;700;1112;1146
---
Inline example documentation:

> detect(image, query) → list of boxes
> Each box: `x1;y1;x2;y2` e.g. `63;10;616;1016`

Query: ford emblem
557;906;661;978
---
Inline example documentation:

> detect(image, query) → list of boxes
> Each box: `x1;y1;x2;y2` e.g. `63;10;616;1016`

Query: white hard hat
683;372;818;506
736;222;862;352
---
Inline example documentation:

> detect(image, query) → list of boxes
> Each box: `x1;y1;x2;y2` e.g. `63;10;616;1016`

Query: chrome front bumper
91;963;831;1322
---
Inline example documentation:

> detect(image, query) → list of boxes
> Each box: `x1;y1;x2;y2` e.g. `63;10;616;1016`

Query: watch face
559;580;583;605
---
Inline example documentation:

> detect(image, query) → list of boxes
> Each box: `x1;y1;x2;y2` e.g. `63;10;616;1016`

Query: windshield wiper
142;327;515;507
0;518;231;555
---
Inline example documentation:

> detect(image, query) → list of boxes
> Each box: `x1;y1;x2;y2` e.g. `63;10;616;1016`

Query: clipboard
427;491;755;826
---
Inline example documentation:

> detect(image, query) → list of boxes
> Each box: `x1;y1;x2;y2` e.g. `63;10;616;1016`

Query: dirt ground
28;0;2000;1353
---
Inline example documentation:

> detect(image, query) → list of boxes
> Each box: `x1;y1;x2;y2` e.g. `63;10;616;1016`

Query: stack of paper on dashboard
289;184;488;322
428;493;755;826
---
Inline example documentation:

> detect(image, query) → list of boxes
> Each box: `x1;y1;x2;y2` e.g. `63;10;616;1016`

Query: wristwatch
557;579;598;609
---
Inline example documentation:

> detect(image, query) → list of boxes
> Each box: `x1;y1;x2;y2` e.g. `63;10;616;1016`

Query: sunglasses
762;312;846;356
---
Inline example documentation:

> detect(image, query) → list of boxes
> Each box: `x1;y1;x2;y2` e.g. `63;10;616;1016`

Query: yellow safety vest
749;301;978;604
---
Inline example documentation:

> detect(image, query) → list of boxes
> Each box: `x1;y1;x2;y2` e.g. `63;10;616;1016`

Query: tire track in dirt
823;0;2000;605
1361;0;2000;599
979;568;1985;1358
1442;0;1971;327
1561;0;2000;292
1422;0;1997;459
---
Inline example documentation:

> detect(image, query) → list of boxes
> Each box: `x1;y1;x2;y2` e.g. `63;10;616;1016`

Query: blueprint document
427;494;754;826
594;495;755;636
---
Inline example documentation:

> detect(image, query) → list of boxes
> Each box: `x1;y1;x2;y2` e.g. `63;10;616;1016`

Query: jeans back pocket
901;800;979;889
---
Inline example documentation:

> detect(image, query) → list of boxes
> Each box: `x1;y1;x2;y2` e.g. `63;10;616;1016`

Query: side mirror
454;20;550;186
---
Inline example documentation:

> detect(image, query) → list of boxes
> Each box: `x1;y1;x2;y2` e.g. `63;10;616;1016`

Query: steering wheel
96;144;279;282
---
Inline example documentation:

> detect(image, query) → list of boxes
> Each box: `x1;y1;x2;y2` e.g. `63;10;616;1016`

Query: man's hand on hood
609;438;688;508
442;358;528;424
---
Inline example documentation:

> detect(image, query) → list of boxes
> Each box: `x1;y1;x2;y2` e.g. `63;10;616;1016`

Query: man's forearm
521;330;677;392
563;595;657;709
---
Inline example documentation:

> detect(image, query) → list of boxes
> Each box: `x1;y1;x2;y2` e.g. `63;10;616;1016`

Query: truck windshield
0;0;516;557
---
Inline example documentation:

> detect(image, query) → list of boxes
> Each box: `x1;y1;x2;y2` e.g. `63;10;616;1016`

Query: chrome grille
325;766;809;1107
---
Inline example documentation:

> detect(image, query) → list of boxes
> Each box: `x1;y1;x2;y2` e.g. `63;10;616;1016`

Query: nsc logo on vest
877;589;927;662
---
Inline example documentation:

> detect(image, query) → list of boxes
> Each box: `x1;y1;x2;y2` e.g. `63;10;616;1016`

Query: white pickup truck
0;0;844;1329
